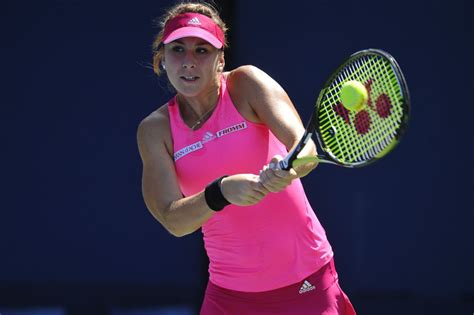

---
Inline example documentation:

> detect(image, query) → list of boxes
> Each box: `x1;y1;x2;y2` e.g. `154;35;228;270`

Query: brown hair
152;1;229;76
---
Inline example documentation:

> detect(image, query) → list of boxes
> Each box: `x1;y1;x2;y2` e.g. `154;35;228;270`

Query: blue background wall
1;0;472;314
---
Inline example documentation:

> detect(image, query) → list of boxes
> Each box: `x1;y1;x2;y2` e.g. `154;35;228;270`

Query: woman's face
163;37;223;98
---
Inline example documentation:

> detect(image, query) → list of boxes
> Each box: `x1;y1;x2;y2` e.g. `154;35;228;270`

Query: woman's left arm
227;66;318;192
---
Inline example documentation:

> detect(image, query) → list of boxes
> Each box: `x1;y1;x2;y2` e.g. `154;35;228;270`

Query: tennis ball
339;80;368;112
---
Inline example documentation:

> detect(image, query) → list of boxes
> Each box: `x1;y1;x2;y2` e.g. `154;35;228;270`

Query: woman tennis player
137;2;356;314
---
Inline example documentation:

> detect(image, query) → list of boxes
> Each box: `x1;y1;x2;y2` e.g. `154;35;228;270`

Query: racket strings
318;53;405;165
357;57;395;157
349;57;401;160
319;61;367;159
369;58;402;149
321;58;374;160
347;57;399;160
364;57;404;154
319;60;367;161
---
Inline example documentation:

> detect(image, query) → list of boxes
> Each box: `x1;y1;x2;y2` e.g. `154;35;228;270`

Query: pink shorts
200;258;356;315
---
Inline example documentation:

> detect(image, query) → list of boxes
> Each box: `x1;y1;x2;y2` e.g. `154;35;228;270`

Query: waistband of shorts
205;258;339;303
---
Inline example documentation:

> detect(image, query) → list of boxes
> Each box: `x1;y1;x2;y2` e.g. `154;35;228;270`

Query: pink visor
162;13;225;49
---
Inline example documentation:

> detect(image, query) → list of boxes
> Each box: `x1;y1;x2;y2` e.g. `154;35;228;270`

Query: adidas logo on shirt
202;131;215;143
299;280;316;294
187;17;201;25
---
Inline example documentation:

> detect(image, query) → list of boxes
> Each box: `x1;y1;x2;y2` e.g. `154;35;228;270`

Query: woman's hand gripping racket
280;49;410;170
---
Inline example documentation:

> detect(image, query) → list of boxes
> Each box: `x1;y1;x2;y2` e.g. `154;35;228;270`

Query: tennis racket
280;48;410;170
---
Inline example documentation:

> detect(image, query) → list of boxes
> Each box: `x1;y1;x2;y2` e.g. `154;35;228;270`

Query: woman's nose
182;62;195;69
182;53;196;69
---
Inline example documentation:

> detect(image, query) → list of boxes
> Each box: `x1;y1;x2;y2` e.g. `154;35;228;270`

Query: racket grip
279;156;320;170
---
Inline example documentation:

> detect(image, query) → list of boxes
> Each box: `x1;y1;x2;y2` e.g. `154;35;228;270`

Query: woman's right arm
137;109;268;237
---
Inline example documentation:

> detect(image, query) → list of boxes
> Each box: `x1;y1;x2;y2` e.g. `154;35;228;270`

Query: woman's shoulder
139;103;169;130
227;65;269;83
137;103;173;153
225;66;277;124
227;65;276;92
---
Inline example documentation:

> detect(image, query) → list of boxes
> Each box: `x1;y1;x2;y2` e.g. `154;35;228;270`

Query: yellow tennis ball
339;80;368;111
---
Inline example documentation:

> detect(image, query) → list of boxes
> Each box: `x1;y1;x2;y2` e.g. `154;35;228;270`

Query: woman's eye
172;46;184;52
196;47;208;54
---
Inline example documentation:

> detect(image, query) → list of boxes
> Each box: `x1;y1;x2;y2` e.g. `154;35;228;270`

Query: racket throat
280;132;313;170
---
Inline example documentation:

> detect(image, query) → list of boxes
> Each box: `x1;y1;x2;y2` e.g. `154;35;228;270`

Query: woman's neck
177;76;221;129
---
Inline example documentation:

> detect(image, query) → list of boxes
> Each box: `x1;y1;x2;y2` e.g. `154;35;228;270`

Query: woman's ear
218;53;225;72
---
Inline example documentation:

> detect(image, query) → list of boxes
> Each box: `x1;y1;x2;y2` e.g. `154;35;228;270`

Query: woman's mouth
180;76;199;82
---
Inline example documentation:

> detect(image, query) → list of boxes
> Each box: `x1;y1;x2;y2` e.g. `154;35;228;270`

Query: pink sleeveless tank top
167;75;333;292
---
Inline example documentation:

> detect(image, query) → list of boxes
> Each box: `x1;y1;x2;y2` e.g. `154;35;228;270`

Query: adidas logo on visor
187;17;201;25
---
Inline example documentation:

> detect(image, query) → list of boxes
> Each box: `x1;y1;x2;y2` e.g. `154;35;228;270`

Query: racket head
314;49;410;167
